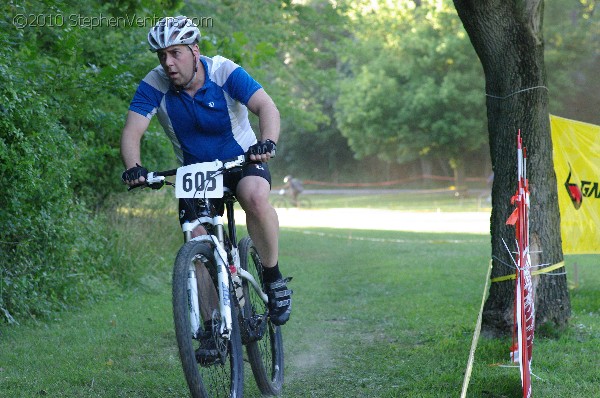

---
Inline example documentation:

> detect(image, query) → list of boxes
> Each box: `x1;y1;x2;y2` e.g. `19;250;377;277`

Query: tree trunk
453;0;570;336
450;157;467;195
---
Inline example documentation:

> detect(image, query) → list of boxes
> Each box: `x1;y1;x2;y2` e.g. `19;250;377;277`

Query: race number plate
175;161;224;198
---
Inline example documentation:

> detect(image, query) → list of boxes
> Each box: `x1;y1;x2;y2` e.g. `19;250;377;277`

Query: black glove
122;164;148;182
248;139;277;157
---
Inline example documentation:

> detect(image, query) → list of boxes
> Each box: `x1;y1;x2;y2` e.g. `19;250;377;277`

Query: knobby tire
172;240;244;398
239;236;285;396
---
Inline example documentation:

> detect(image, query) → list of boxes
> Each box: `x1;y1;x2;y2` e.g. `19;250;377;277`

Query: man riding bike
119;16;292;360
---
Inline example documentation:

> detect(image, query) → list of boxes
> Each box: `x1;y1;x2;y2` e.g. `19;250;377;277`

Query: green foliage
545;0;600;124
0;0;178;323
335;0;487;169
270;1;361;178
185;0;361;179
0;38;106;321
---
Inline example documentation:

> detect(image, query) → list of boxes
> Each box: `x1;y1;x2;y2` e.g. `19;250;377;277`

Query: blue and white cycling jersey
129;55;262;165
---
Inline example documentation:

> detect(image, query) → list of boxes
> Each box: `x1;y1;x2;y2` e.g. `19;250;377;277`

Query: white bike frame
147;157;270;343
181;203;268;343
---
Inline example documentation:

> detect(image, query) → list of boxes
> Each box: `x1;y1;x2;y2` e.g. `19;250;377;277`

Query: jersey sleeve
128;68;168;118
222;66;262;105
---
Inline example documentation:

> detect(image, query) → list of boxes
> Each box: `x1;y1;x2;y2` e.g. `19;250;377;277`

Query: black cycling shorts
178;161;271;225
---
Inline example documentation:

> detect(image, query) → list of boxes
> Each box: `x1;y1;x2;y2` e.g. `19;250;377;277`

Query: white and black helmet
147;16;200;52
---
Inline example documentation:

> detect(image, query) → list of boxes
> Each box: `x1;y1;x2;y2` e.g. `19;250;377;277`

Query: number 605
182;171;218;192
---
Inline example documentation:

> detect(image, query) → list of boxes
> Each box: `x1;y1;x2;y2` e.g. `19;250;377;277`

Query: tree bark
453;0;570;336
450;157;467;195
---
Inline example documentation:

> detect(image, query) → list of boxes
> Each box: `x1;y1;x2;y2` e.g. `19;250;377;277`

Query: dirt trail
238;208;491;234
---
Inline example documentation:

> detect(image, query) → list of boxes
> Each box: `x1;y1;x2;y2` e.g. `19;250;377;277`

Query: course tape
462;259;566;396
490;261;566;283
460;260;492;398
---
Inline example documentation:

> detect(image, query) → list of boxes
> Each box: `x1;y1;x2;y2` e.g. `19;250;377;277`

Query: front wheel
172;240;244;398
239;236;285;395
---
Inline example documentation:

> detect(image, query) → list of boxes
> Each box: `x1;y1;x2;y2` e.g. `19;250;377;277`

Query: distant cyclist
283;175;304;207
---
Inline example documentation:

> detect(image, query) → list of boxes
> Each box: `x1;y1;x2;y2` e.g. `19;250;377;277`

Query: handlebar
127;154;250;191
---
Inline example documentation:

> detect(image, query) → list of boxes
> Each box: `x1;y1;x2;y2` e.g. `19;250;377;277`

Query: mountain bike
130;155;284;397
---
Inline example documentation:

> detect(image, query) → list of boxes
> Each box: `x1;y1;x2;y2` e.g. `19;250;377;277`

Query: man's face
157;44;197;87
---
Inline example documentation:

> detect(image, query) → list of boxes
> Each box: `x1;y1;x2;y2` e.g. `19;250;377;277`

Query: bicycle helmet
148;16;200;52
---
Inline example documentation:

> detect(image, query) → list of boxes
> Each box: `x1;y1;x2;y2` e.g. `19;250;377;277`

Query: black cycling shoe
196;328;220;366
266;277;293;326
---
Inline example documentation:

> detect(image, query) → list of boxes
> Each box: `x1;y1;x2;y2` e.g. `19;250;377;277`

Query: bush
0;50;106;321
0;0;175;323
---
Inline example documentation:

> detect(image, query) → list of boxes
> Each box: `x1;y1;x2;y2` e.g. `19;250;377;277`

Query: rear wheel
172;240;244;398
270;195;288;209
296;197;311;208
238;236;285;395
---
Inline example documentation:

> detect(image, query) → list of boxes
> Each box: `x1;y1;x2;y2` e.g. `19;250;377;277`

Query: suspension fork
226;201;238;251
226;200;241;271
182;201;236;339
225;200;247;308
190;227;233;339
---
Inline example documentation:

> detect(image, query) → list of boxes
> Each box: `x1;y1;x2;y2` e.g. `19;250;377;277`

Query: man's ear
192;43;201;57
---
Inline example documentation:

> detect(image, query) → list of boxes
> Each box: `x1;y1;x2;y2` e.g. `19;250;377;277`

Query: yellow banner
551;115;600;254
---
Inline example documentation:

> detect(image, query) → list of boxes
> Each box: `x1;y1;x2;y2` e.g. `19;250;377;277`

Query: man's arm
120;110;151;184
246;88;280;162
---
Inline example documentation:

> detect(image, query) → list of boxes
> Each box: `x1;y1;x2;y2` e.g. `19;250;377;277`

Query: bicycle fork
182;218;269;343
183;215;235;341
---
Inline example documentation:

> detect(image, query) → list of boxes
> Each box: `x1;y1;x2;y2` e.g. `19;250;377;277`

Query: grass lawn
0;194;597;397
275;190;492;212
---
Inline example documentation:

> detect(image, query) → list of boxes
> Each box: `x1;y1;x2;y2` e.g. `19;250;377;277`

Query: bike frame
135;156;284;397
179;189;268;345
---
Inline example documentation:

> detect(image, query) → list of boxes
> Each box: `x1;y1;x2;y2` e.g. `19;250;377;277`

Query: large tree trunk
453;0;570;336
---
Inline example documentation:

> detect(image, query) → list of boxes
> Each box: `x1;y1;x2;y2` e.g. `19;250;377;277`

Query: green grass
275;190;492;212
0;194;596;397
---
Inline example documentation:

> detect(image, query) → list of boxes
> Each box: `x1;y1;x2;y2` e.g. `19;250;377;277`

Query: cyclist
120;16;292;356
283;175;304;206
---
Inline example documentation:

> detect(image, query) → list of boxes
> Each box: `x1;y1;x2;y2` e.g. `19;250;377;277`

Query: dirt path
239;208;491;234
